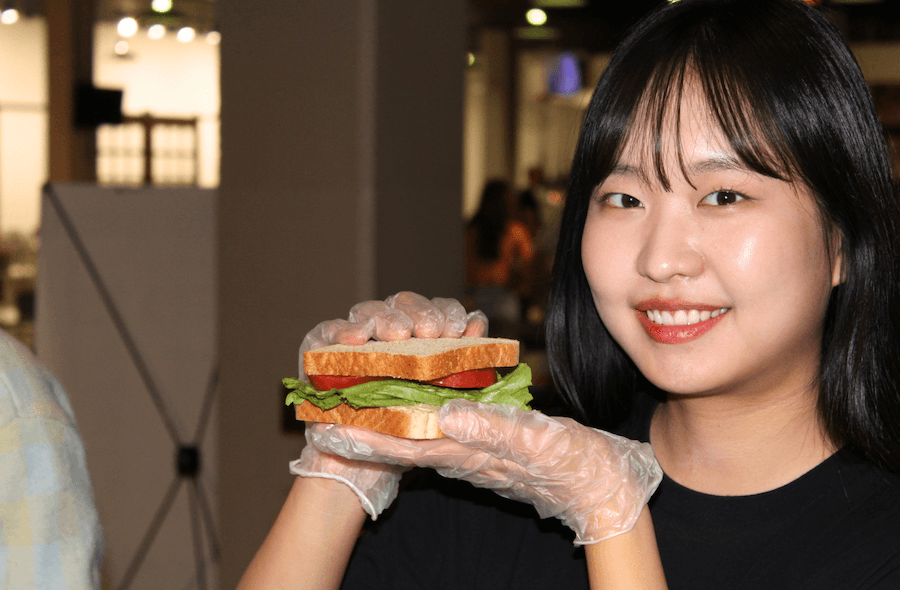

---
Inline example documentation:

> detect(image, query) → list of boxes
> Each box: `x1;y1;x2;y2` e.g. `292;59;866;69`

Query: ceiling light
148;23;166;39
114;40;130;56
526;8;548;26
206;31;221;45
0;8;18;25
534;0;586;6
117;17;138;38
177;26;195;43
151;0;173;12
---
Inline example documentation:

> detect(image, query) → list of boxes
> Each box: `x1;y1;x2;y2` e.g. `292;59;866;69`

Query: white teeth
645;308;728;326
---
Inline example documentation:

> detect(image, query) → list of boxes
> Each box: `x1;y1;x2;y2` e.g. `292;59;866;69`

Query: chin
634;359;741;398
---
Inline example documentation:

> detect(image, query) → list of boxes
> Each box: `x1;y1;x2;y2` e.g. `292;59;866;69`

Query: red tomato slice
424;368;497;388
308;368;498;390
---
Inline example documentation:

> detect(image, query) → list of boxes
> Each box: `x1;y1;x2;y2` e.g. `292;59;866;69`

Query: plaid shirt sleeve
0;334;103;590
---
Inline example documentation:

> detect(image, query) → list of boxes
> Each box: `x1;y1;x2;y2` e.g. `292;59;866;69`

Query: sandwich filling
284;363;534;411
309;367;498;391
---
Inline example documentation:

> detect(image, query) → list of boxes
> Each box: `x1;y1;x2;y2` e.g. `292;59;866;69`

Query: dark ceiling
466;0;900;53
15;0;897;54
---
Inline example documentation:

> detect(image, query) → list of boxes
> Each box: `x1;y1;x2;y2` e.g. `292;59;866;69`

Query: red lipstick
635;300;729;344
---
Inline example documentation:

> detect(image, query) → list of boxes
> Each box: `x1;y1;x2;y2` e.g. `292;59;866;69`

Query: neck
649;384;836;496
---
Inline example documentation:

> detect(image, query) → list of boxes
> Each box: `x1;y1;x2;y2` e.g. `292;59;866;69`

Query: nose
636;210;705;283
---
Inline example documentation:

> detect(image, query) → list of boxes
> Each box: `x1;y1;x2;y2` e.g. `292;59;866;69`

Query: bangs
615;53;798;192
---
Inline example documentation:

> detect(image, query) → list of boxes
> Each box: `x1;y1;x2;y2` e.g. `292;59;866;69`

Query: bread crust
303;337;519;381
295;400;444;439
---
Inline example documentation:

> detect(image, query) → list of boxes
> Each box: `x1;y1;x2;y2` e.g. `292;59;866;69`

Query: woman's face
581;89;841;399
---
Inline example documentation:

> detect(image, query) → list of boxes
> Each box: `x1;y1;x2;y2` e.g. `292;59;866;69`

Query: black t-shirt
341;405;900;589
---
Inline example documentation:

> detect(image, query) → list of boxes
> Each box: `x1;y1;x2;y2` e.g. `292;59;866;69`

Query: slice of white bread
295;401;443;439
303;336;519;381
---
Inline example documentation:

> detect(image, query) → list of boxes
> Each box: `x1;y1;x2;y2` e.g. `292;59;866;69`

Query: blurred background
0;0;897;588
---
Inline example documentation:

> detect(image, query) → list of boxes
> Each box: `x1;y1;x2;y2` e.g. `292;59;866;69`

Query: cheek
716;214;835;325
731;234;758;274
581;217;632;314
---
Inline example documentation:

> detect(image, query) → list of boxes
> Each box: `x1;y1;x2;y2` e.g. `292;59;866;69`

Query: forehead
615;80;744;185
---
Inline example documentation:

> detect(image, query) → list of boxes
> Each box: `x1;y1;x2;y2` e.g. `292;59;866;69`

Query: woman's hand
292;291;488;519
300;291;487;354
307;399;663;544
289;428;408;519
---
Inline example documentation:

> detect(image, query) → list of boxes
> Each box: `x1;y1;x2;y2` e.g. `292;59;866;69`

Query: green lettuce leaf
284;363;534;411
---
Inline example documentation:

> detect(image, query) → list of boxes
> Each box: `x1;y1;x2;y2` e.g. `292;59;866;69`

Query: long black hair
546;0;900;474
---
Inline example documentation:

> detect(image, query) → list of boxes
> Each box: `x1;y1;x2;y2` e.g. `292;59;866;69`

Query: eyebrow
686;154;749;176
608;153;750;183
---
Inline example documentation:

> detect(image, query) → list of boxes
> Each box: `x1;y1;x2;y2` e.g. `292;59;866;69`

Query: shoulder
787;452;900;589
647;447;900;589
827;452;900;527
0;332;102;585
0;329;77;428
829;450;900;505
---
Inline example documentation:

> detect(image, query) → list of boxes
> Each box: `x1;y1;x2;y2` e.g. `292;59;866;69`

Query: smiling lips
636;300;730;344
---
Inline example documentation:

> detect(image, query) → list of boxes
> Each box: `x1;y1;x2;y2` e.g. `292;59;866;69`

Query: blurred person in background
0;327;103;588
465;179;544;328
518;167;545;240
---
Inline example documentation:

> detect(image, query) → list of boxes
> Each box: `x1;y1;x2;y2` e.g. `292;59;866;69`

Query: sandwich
283;337;533;439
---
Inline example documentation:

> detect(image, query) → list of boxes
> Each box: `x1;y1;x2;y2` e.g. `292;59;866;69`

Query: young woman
238;1;900;588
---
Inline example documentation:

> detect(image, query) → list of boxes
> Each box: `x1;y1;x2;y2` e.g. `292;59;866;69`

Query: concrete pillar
46;0;96;182
216;1;465;586
481;28;513;182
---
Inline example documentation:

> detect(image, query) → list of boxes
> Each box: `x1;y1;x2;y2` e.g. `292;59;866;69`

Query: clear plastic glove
291;291;489;519
289;428;408;519
298;291;488;377
307;399;663;544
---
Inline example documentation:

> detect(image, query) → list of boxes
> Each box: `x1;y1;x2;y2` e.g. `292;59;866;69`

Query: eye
700;189;745;206
604;193;644;208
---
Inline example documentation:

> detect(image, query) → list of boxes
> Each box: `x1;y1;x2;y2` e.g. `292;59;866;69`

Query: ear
831;254;843;287
830;233;845;288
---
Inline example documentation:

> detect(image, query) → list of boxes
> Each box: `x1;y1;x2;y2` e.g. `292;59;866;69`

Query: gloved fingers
307;422;488;472
463;310;489;337
299;319;375;379
303;319;374;350
300;425;410;477
386;291;446;339
348;300;389;324
308;422;432;465
433;454;533;488
438;399;582;468
304;413;534;485
373;309;415;341
349;300;414;341
430;297;468;338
